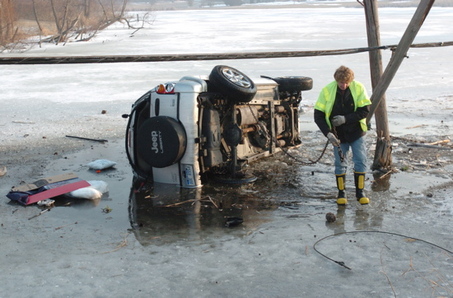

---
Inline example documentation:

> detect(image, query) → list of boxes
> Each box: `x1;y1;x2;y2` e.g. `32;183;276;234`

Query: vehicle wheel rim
222;68;252;88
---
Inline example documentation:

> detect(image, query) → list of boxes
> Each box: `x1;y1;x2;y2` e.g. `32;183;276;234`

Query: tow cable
280;133;344;165
313;230;453;270
281;140;330;165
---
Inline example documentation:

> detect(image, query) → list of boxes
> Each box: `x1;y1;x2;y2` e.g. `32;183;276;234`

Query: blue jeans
334;136;367;175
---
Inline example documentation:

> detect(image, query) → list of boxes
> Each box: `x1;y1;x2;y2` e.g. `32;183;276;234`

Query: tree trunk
364;0;435;172
363;0;392;170
32;0;43;36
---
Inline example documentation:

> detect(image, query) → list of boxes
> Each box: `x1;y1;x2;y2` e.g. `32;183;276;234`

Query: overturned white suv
124;65;312;188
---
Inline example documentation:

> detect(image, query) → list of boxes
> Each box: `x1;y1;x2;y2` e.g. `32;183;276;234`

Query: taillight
156;83;175;94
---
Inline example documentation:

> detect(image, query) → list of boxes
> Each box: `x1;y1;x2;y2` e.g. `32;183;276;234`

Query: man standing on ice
314;65;372;205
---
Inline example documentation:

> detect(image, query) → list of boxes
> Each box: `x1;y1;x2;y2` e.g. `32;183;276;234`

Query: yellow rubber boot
354;172;370;205
336;174;347;205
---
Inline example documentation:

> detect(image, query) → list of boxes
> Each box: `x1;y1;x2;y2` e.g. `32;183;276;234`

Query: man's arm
344;105;370;123
314;109;331;136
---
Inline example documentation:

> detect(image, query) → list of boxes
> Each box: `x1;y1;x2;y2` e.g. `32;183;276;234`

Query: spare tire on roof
273;76;313;92
209;65;257;103
137;116;187;168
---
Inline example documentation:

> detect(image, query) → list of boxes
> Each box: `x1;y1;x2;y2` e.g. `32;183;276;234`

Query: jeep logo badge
151;130;164;154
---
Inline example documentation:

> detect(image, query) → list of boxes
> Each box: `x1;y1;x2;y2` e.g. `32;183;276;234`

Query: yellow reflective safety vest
314;80;371;132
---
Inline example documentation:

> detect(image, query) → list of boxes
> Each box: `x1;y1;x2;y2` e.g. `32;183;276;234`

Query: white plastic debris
87;159;116;170
87;180;109;193
68;180;108;200
70;187;102;200
37;199;55;207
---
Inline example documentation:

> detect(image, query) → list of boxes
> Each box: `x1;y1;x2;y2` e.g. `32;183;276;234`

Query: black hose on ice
313;230;453;270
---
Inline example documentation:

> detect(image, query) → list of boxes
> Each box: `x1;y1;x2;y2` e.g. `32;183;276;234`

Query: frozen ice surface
0;5;453;297
1;6;452;150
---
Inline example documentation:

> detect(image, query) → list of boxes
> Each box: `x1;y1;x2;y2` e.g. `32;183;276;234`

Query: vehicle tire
209;65;257;103
136;116;187;168
273;76;313;92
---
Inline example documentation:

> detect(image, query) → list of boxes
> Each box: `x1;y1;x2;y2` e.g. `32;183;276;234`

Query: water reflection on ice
128;179;277;246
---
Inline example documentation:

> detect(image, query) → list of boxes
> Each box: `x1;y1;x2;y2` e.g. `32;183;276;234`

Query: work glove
332;115;346;127
327;132;340;147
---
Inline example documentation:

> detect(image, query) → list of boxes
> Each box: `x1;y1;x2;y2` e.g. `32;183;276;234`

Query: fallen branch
405;124;428;129
102;233;130;254
28;208;51;220
407;143;452;150
379;247;397;298
392;136;453;149
206;196;219;209
55;221;78;230
66;135;108;143
160;199;195;207
426;139;450;146
160;196;220;208
375;168;398;180
12;120;35;124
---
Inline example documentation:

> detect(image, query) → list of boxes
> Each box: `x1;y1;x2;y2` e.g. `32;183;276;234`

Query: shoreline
128;0;453;11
